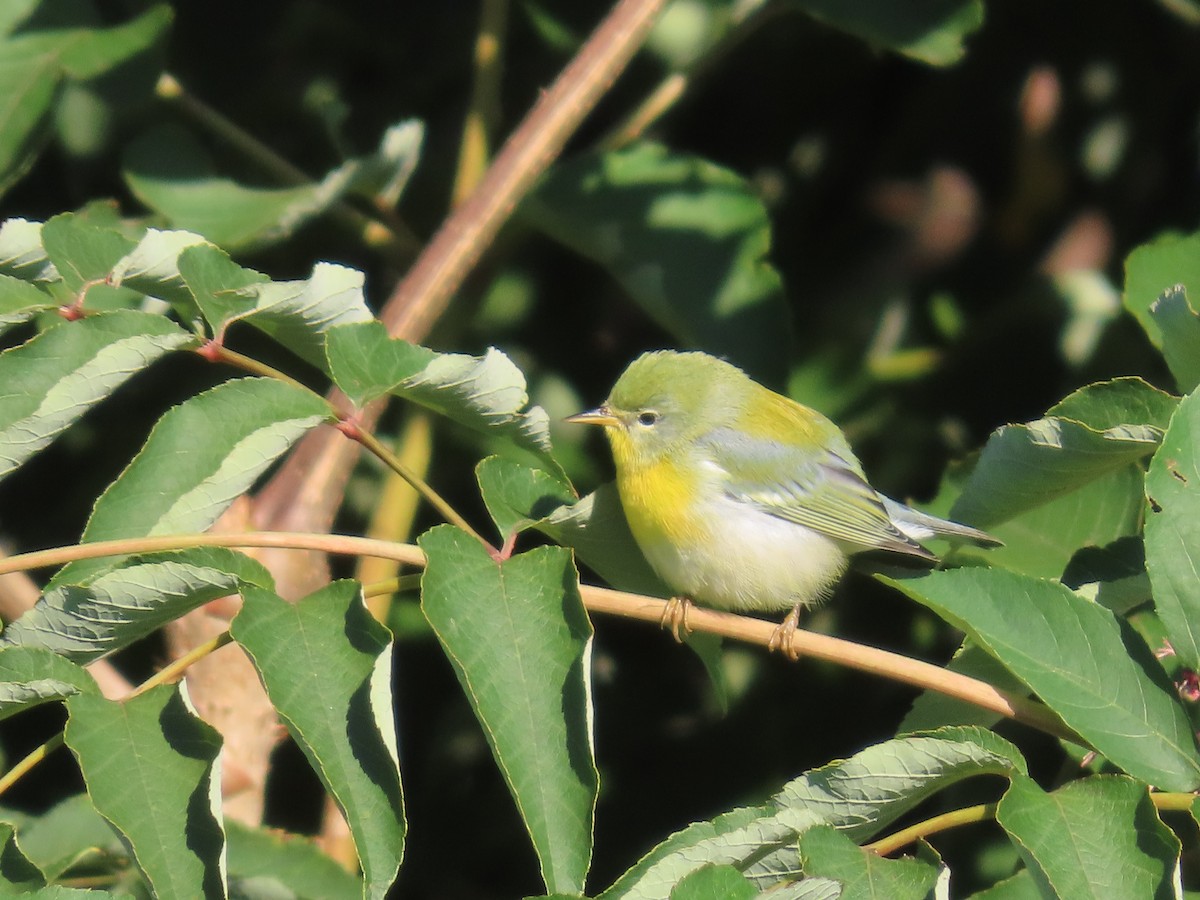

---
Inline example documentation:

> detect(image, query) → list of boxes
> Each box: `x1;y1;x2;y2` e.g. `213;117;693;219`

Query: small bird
567;350;999;657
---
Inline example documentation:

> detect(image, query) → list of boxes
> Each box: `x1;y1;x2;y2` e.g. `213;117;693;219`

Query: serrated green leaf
54;377;329;586
1150;286;1200;393
324;320;434;406
771;726;1025;842
227;821;364;900
1146;389;1200;671
599;805;818;900
231;582;403;900
476;455;577;538
4;794;123;881
65;684;224;899
0;272;56;334
1124;230;1200;347
419;527;597;895
799;826;936;900
524;142;792;386
176;243;270;338
109;227;212;315
0;822;45;891
949;416;1160;528
4;553;244;664
996;774;1180;900
0;218;56;282
40;213;137;292
790;0;983;66
668;864;756;900
0;646;99;719
883;568;1200;791
0;311;194;483
1048;377;1178;432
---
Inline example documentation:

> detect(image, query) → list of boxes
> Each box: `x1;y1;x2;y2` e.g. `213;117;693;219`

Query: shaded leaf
799;826;938;900
789;0;984;65
899;641;1026;732
1150;286;1200;393
54;377;329;586
0;822;44;891
476;455;577;539
0;272;55;335
64;685;224;899
0;311;194;484
0;218;56;282
1048;376;1178;432
0;646;99;720
420;526;597;895
1124;230;1200;347
227;821;364;900
40;213;137;292
524;142;792;386
232;583;404;900
1145;389;1200;671
996;774;1180;900
4;794;122;882
884;568;1200;791
668;864;756;900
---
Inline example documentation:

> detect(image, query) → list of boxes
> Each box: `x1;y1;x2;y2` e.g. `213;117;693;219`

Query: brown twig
381;0;669;339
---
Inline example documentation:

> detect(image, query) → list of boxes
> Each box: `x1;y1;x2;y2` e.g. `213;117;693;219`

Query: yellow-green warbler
568;350;998;656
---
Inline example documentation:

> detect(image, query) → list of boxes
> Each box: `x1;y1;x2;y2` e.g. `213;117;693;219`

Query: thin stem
453;0;510;208
205;344;317;397
382;0;668;342
128;631;235;701
351;426;492;550
155;72;421;263
0;733;64;799
866;802;997;857
0;532;424;578
364;574;422;599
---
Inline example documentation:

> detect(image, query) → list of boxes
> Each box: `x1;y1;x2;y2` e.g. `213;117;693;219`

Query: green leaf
55;6;172;81
0;311;194;484
599;804;818;900
899;642;1027;732
419;526;597;895
1145;389;1200;671
996;774;1180;900
227;821;364;900
524;142;792;386
883;568;1200;791
0;822;45;891
0;647;99;719
762;878;844;900
0;35;58;193
770;726;1025;843
123;125;355;252
1150;286;1200;393
54;377;329;586
64;685;224;899
789;0;984;65
1124;230;1200;347
476;455;577;539
4;794;122;881
40;213;137;292
668;864;756;900
1061;536;1151;616
949;416;1161;528
231;582;404;900
0;272;57;334
109;226;213;315
1047;377;1178;432
799;826;938;900
967;870;1042;900
3;550;258;664
0;218;56;282
176;243;270;338
327;322;561;470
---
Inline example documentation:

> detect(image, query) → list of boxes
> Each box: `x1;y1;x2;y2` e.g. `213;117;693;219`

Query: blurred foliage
3;0;1200;896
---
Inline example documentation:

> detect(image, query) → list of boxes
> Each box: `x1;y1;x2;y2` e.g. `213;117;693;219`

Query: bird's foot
660;596;694;643
767;605;803;661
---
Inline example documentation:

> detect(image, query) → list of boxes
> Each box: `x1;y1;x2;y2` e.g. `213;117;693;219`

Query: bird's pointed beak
565;406;620;427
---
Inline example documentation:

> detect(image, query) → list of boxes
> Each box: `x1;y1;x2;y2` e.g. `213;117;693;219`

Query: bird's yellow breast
608;432;708;550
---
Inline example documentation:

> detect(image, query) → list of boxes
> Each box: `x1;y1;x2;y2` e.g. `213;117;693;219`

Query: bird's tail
882;498;1002;548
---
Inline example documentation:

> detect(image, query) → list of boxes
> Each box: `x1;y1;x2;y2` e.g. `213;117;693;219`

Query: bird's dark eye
637;410;659;427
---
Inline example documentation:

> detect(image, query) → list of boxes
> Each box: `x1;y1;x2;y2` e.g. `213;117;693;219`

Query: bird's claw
660;596;694;643
767;605;803;661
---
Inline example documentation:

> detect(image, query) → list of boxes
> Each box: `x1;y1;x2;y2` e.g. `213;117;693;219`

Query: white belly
638;494;849;614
